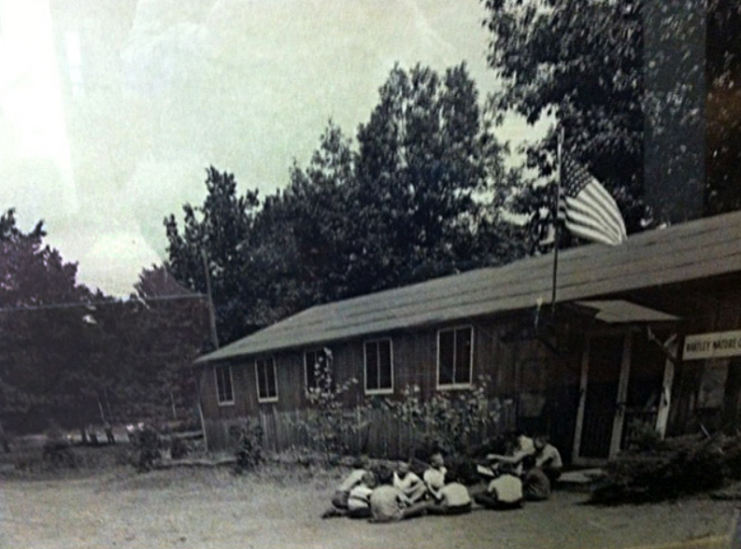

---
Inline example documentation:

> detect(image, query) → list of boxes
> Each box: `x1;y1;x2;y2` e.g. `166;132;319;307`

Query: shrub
135;425;161;473
591;433;734;504
385;377;501;458
298;349;370;461
231;420;264;473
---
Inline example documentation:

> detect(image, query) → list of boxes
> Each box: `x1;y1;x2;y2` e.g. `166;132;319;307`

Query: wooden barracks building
195;210;741;464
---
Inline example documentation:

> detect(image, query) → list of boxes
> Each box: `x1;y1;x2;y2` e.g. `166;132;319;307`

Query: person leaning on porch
393;461;427;503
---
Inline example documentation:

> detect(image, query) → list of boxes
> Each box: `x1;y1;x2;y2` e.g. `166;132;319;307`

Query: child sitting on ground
533;435;563;485
346;472;377;518
393;461;427;503
423;452;448;501
474;462;524;510
426;471;472;515
322;455;370;518
522;455;551;501
369;465;430;523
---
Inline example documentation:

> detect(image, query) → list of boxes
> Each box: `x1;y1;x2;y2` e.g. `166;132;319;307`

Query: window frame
436;325;474;390
303;348;329;391
214;364;235;406
255;356;279;404
363;337;394;396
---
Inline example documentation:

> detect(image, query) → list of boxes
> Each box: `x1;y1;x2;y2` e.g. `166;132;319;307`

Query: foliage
482;0;741;240
164;167;262;344
298;349;369;461
164;64;525;345
384;378;501;458
135;425;162;473
591;433;741;504
230;419;264;473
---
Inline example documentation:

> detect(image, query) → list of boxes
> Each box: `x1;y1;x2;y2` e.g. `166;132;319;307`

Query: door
576;335;625;460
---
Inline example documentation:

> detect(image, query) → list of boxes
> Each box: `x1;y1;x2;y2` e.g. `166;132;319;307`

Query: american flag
557;156;627;246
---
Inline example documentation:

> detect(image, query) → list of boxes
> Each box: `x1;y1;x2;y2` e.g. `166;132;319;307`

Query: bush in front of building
590;432;741;504
231;420;264;473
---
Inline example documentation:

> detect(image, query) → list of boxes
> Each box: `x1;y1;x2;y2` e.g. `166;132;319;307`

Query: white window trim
303;348;327;391
364;338;394;396
214;364;235;406
255;357;279;404
436;325;474;390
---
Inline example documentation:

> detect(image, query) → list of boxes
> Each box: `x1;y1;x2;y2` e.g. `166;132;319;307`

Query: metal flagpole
551;126;565;316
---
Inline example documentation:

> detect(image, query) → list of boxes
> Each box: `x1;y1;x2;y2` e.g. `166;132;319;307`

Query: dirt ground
0;466;738;549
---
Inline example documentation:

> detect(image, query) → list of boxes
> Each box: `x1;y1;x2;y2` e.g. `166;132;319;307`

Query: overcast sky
0;0;548;296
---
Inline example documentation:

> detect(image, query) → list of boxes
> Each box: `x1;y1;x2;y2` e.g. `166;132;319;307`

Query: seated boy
474;463;524;510
393;461;427;503
533;435;563;485
322;455;370;517
423;452;448;501
522;455;551;501
426;472;472;515
369;465;430;523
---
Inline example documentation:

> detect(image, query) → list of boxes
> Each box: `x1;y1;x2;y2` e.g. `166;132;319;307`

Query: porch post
572;338;590;462
655;338;677;438
609;332;634;458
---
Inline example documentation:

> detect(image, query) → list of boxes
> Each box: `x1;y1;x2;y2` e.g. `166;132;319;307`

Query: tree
0;208;102;433
482;0;740;236
351;63;509;293
707;0;741;215
164;167;260;344
483;0;648;235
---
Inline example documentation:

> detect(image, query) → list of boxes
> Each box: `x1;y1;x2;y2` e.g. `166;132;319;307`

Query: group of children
322;434;563;523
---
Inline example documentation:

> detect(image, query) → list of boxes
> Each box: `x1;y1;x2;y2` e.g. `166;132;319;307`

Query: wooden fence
204;402;517;458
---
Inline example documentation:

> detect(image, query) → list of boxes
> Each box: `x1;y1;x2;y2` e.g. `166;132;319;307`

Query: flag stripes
558;156;627;246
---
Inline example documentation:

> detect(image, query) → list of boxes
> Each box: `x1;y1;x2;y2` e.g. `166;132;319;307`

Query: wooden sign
683;330;741;360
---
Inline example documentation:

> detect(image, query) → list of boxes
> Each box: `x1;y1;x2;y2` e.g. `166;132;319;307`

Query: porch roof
574;300;681;324
197;210;741;363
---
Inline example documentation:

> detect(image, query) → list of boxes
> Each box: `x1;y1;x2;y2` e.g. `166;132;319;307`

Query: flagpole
551;126;565;316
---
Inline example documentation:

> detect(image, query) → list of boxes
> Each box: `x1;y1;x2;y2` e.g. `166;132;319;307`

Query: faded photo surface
1;1;740;548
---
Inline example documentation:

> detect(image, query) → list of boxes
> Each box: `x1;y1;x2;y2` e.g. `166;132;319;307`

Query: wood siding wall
200;315;582;456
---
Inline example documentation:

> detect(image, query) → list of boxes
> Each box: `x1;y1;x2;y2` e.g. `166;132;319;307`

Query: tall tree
483;0;648;235
164;167;260;344
351;63;506;293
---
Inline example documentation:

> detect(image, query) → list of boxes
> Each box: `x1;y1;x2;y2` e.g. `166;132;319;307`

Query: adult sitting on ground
426;471;472;515
322;455;371;518
533;435;563;485
369;465;430;523
394;461;427;503
485;431;535;475
521;455;551;501
474;462;524;510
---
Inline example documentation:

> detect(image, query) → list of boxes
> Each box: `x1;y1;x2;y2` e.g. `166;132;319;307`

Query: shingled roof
197;210;741;363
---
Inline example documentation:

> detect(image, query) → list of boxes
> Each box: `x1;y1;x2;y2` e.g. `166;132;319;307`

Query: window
437;326;473;388
215;365;234;405
304;348;330;390
255;357;278;403
364;339;393;394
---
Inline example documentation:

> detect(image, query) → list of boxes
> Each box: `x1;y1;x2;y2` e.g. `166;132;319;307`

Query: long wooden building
196;210;741;463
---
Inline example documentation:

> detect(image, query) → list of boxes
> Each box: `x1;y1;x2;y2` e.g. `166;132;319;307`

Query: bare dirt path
0;468;737;549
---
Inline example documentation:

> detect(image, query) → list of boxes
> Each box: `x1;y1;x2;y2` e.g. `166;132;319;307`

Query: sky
0;0;549;296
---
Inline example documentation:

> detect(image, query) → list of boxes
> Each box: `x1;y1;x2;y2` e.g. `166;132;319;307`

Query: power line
0;293;208;314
